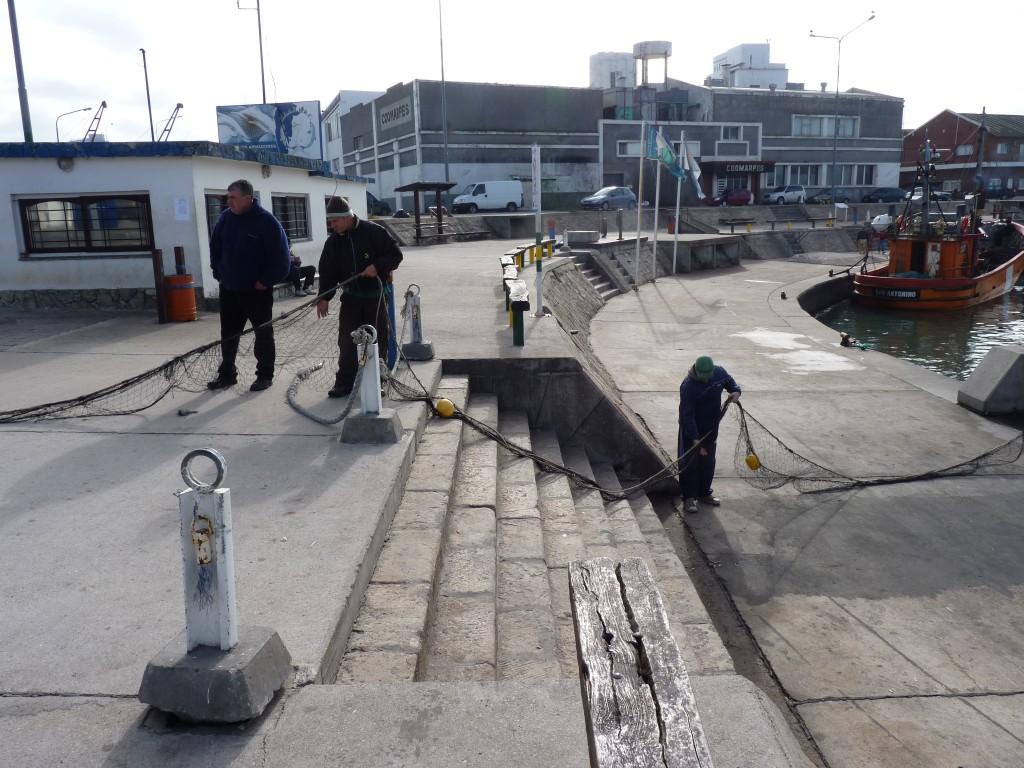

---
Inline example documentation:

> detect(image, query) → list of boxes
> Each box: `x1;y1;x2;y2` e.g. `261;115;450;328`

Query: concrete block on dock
565;230;600;245
957;344;1024;415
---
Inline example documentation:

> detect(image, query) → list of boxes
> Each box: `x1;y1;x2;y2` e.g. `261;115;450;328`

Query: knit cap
325;196;353;218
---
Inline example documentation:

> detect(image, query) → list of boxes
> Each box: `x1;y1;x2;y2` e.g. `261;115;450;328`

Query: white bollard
178;448;237;652
408;287;425;345
401;284;435;360
353;323;383;415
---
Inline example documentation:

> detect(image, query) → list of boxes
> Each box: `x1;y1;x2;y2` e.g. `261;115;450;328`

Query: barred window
19;195;153;256
272;195;310;241
205;193;227;239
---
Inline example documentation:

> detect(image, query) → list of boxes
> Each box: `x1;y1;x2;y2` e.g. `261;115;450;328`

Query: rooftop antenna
158;104;184;141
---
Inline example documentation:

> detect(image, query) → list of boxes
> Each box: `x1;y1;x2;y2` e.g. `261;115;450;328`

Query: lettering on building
379;97;413;131
725;163;771;173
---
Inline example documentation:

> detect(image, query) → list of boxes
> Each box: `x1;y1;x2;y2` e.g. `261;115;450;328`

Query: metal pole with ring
178;448;236;651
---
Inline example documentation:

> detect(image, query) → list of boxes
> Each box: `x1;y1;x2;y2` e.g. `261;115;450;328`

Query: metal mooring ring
181;448;227;492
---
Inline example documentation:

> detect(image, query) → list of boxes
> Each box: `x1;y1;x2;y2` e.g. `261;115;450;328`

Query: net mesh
732;404;1024;494
2;304;1020;498
0;287;420;424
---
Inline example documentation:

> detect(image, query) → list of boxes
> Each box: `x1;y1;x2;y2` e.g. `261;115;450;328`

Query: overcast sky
3;0;1022;144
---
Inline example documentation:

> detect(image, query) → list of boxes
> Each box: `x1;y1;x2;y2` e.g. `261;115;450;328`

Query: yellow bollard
787;221;792;230
529;246;536;265
746;222;752;233
508;307;513;327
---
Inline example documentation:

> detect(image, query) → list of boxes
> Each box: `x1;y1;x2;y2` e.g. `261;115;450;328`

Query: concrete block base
138;626;291;723
401;341;435;360
340;407;403;443
566;230;600;245
958;344;1024;414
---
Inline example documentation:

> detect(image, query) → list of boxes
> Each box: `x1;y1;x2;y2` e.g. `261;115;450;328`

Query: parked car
861;187;906;203
707;188;753;207
806;188;853;204
984;186;1018;200
451;180;524;213
761;184;806;204
581;186;637;210
905;187;952;202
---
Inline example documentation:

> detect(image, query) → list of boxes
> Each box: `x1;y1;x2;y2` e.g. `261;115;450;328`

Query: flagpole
634;121;646;289
673;130;684;274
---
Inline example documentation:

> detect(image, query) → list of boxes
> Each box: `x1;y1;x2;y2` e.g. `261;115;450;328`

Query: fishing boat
852;140;1024;310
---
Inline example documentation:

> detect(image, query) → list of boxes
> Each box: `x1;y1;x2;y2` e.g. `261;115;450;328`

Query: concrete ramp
957;344;1024;414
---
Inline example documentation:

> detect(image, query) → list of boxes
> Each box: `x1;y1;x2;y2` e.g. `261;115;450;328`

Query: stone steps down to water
337;387;731;684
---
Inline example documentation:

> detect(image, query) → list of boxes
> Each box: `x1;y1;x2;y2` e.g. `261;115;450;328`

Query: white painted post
408;290;425;345
178;448;237;652
354;323;383;415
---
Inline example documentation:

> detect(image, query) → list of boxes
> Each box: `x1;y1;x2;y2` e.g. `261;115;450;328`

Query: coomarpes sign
379;97;413;132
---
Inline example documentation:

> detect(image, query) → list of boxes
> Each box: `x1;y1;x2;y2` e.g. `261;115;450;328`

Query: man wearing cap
208;179;291;392
678;356;742;514
316;196;404;398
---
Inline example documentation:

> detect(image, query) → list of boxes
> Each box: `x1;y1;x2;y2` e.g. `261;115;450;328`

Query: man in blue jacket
678;355;742;513
208;179;291;392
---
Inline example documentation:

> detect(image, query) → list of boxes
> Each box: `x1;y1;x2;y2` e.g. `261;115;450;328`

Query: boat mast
920;137;935;236
975;108;987;200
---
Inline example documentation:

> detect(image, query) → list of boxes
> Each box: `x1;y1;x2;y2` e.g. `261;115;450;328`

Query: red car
708;188;753;206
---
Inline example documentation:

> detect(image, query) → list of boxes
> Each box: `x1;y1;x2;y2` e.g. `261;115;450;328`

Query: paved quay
587;253;1024;767
1;235;1022;767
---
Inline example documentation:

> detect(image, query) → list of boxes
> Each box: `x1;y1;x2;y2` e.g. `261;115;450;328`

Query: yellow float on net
435;398;456;418
745;453;761;471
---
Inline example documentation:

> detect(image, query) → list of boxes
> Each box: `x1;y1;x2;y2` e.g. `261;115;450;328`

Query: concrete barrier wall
797;275;853;315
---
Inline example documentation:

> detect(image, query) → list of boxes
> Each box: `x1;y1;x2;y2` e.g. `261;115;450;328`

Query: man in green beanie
678;355;742;513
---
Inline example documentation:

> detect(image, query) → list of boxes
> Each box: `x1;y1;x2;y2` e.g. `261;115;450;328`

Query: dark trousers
679;424;718;499
217;288;275;380
336;295;389;391
289;264;316;290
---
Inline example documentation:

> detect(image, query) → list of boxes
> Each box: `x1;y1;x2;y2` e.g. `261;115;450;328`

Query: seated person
288;251;317;297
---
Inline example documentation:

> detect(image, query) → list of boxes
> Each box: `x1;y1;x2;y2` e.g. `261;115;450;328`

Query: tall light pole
55;107;91;142
810;12;875;195
7;0;33;141
237;0;267;103
140;48;155;141
439;0;450;209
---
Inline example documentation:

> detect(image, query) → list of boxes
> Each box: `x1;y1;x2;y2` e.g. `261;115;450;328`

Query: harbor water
815;286;1024;380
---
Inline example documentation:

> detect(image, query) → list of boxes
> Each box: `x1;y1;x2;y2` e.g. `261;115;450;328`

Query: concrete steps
335;375;469;684
334;386;809;766
421;393;500;682
339;388;724;684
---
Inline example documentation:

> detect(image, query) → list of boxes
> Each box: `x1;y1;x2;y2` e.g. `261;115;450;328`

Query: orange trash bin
164;274;197;322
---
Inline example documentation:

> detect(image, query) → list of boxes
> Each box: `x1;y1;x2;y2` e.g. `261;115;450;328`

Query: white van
451;181;524;214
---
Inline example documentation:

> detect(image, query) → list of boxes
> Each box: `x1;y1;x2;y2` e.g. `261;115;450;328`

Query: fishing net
732;403;1024;494
3;300;1020;499
0;284;429;425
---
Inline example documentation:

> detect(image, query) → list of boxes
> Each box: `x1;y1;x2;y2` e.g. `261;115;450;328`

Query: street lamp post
236;0;267;103
140;48;155;141
439;0;451;210
810;13;875;196
55;107;91;142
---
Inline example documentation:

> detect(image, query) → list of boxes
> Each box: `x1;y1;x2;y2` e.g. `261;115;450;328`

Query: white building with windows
0;142;368;308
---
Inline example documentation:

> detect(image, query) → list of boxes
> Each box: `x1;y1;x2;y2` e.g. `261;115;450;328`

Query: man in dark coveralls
315;196;404;398
207;179;291;392
678;355;742;514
